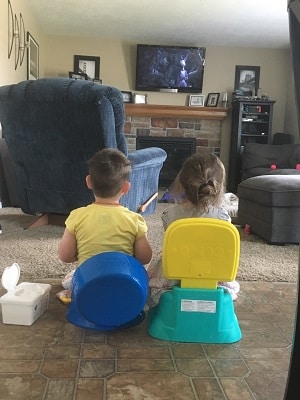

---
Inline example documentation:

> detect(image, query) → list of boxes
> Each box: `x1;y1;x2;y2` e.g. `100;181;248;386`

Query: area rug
0;204;298;283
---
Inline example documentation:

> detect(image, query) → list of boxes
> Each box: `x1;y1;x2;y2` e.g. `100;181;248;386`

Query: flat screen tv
135;44;206;93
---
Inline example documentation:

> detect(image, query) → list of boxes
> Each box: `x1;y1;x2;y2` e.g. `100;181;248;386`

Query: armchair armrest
121;147;167;215
128;147;167;167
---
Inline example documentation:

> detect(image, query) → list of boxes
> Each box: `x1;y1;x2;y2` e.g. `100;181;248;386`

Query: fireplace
136;136;196;187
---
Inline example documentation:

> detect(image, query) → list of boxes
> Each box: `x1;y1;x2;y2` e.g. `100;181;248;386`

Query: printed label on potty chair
181;299;216;313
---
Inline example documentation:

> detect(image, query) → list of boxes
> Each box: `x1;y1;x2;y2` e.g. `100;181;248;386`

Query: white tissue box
0;282;51;325
0;263;51;326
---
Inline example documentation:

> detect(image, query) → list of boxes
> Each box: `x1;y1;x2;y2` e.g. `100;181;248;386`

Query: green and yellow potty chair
148;218;242;343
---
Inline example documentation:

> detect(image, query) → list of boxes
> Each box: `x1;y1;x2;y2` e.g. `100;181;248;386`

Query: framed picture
27;32;39;80
121;91;133;103
189;94;205;107
134;94;147;104
234;65;260;97
69;71;88;80
73;55;100;80
205;93;220;107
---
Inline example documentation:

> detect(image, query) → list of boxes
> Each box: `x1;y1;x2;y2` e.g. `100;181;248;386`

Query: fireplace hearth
136;136;196;187
124;104;227;188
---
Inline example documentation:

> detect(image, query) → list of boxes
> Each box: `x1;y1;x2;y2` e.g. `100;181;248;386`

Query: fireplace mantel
125;104;228;120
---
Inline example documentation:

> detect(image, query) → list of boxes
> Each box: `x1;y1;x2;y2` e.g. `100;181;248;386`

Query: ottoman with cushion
237;175;300;244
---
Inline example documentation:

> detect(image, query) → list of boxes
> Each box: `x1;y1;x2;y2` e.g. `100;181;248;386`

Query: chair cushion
237;175;300;207
242;143;295;172
290;145;300;168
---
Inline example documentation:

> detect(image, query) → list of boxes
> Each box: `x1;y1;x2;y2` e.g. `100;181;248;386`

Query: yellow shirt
65;203;148;266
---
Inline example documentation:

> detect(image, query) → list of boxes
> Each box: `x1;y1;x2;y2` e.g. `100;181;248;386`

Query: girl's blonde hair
172;153;225;212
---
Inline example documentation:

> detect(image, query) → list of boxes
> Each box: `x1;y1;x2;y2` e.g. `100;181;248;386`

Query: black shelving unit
227;99;276;193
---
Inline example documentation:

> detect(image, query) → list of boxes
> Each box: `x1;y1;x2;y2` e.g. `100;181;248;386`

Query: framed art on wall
27;32;39;80
8;0;14;59
73;55;100;80
234;65;260;97
19;13;26;67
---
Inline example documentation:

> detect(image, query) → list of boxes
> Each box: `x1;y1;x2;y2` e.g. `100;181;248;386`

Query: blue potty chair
148;218;242;343
67;252;149;330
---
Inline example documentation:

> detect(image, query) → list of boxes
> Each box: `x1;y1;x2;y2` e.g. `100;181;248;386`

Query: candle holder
221;92;228;108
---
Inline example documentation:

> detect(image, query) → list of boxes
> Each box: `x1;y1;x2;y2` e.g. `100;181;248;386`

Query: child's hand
56;289;71;304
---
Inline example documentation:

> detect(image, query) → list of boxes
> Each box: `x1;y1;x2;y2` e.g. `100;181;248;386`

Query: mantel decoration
27;32;39;80
73;55;100;81
189;94;205;107
133;93;147;104
234;65;260;97
205;93;220;107
221;92;228;107
121;91;133;103
69;71;88;80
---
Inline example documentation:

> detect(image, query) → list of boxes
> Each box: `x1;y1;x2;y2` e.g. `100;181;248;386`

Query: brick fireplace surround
124;104;229;155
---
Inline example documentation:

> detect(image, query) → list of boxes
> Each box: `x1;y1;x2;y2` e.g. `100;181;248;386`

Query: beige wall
0;0;46;86
0;2;298;171
43;35;298;168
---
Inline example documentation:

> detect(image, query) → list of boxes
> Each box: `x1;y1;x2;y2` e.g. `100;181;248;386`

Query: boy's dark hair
173;153;225;211
87;148;131;198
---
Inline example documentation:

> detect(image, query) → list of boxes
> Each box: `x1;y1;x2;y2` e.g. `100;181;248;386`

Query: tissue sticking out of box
1;263;21;292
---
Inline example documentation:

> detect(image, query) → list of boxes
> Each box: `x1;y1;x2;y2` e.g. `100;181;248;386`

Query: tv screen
135;44;206;93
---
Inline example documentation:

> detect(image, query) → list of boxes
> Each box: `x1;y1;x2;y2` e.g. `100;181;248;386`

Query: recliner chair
0;78;166;222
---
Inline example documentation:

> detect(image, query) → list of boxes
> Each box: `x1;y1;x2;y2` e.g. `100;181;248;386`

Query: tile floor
0;280;296;400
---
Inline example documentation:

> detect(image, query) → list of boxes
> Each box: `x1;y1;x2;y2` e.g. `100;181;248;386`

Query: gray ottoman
237;175;300;244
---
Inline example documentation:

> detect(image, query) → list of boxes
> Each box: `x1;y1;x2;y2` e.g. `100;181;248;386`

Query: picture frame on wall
205;93;220;107
234;65;260;97
189;94;205;107
73;55;100;80
27;32;39;80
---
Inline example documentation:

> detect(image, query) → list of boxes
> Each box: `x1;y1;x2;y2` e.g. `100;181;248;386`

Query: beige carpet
0;204;298;283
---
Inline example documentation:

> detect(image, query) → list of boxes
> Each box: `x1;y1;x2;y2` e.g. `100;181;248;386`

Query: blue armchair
0;78;166;221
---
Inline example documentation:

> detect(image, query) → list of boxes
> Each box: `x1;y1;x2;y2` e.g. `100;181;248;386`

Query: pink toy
296;164;300;170
270;164;277;170
244;224;251;234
